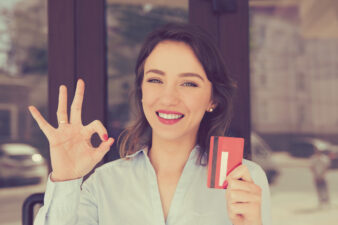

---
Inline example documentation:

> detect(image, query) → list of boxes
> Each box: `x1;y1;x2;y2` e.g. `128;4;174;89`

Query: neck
148;134;197;175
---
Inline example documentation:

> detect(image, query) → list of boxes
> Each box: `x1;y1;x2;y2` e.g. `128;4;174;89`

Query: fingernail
103;134;108;141
223;180;228;189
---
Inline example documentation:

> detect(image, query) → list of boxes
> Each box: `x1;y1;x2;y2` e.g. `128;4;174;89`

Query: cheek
184;90;211;110
141;84;157;108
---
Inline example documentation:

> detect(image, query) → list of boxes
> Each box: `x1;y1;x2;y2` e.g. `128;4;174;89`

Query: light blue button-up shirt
34;145;271;225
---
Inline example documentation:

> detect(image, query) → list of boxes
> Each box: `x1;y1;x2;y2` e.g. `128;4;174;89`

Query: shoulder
242;159;269;188
242;159;265;174
96;148;145;172
83;155;142;191
94;149;146;177
95;157;137;176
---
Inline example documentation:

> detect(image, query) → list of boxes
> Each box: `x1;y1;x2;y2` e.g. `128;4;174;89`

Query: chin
152;126;197;143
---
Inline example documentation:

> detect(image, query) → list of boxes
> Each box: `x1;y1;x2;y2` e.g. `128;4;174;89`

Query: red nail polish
223;180;228;189
103;134;108;141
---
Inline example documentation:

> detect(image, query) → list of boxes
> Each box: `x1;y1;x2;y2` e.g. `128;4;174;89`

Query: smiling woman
30;23;271;225
142;41;214;144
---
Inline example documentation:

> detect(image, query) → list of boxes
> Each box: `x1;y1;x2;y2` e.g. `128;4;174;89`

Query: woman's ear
210;101;218;110
207;102;217;112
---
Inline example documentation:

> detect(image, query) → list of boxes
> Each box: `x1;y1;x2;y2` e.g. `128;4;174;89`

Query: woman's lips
155;110;184;125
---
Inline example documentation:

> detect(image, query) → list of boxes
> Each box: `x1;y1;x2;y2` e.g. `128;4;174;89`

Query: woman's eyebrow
179;73;204;82
145;69;165;75
145;69;204;82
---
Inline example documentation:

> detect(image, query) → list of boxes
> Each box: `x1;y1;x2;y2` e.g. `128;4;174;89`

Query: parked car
0;142;48;187
289;138;338;169
251;133;279;184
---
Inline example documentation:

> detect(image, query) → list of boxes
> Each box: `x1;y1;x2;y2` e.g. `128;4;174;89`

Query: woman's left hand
225;165;262;225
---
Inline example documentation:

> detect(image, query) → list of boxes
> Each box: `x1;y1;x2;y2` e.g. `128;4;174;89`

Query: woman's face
141;40;214;142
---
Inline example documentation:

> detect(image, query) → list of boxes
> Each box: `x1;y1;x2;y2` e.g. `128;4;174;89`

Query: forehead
144;40;207;77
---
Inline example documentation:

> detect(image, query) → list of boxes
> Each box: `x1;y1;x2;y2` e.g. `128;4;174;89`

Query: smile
156;111;185;125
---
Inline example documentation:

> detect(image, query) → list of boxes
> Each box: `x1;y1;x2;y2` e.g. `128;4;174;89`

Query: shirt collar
125;147;148;159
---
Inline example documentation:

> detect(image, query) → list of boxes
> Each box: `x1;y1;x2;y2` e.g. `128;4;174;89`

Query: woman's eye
182;82;198;87
147;79;162;84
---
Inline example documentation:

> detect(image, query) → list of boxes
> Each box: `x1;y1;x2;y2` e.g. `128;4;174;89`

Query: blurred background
0;0;337;225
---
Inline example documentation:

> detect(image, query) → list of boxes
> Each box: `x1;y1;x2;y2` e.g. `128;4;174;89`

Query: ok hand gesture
28;79;114;182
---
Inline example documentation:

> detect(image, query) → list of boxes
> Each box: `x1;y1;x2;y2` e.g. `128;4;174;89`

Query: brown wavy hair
118;23;237;165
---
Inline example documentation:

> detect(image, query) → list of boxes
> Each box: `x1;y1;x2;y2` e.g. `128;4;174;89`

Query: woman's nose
159;85;180;106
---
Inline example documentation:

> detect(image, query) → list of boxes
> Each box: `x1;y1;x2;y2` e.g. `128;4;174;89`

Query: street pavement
270;152;338;225
0;182;45;225
0;153;337;225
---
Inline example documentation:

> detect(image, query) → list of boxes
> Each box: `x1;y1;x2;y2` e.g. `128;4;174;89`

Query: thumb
91;137;114;162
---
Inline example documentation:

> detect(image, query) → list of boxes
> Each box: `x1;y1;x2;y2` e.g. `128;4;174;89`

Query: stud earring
208;108;213;112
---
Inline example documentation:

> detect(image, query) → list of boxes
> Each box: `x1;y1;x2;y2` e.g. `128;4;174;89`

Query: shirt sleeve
33;173;99;225
249;162;272;225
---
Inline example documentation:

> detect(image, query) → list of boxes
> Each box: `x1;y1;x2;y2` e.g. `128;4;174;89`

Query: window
250;0;338;223
0;0;48;223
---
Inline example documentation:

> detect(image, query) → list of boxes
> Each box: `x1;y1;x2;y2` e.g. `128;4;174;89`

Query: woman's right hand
28;79;114;182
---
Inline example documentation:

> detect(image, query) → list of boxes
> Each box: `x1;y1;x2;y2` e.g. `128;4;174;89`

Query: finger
56;85;68;125
227;202;261;221
227;165;253;183
227;203;250;220
70;79;85;124
84;120;108;141
227;213;244;225
227;178;261;194
28;106;55;137
91;137;114;162
226;189;261;204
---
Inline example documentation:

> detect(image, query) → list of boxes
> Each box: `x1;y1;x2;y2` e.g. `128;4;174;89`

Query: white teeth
158;113;183;120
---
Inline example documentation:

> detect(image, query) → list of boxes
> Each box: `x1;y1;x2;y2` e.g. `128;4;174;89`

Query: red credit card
207;136;244;189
